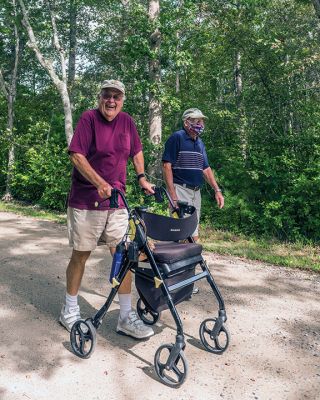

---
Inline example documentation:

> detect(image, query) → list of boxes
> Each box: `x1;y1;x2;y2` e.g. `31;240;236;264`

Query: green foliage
10;141;71;210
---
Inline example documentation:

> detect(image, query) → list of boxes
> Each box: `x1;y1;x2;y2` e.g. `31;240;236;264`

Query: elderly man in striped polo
162;108;224;242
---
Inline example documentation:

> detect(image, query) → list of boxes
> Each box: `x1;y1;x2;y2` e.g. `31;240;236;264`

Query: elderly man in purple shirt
59;80;155;339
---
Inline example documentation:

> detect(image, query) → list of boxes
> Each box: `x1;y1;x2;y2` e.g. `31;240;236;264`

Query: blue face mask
187;122;205;136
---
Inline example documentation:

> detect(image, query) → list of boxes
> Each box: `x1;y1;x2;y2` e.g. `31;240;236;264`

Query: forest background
1;0;320;261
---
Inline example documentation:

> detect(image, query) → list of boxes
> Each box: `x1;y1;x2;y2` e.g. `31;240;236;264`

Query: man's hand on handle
139;178;155;195
97;182;113;199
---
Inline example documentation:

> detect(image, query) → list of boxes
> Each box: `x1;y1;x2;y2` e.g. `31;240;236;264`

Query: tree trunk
234;50;247;160
1;0;20;202
174;30;181;128
148;0;162;145
235;51;242;101
3;96;16;202
312;0;320;18
68;0;77;93
4;144;15;201
285;53;294;135
147;0;162;180
60;81;74;145
18;0;73;145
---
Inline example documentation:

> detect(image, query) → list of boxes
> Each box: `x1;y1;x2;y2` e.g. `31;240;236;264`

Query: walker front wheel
199;318;230;354
154;344;188;387
137;298;160;325
70;319;97;359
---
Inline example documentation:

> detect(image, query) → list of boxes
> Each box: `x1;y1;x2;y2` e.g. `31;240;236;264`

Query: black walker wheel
137;298;160;325
154;343;188;387
70;319;97;359
199;318;230;354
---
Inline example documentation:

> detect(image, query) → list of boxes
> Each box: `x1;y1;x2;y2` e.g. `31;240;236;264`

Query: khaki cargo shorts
67;207;128;251
174;184;201;237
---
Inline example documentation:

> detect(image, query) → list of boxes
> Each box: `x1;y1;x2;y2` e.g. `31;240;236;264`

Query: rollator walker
70;187;230;387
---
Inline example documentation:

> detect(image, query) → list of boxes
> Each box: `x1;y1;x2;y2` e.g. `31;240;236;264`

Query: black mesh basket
135;265;195;312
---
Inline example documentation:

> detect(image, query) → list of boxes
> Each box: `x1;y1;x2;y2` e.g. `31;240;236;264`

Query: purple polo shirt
68;109;142;210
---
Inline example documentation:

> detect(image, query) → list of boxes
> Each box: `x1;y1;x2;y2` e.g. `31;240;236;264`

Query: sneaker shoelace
65;306;80;320
128;312;144;328
68;306;80;313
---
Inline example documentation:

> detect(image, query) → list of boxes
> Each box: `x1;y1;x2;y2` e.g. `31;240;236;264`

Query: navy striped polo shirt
162;129;209;187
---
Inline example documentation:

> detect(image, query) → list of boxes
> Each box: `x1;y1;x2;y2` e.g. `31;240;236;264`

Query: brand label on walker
170;228;180;231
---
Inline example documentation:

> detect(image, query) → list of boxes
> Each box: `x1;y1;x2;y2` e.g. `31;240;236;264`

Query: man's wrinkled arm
132;151;154;194
69;152;112;198
203;167;224;209
162;162;178;203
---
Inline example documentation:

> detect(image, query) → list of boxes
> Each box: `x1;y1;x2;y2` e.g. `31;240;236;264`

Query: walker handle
94;188;130;211
154;186;164;203
109;189;119;208
145;186;177;209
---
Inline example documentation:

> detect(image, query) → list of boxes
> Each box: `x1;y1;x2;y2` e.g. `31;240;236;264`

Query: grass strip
201;227;320;272
0;201;66;224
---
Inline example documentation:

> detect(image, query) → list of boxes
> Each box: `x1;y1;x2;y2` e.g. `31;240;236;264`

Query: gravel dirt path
0;211;319;400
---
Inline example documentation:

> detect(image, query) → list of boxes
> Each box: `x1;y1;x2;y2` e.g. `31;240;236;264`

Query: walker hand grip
94;188;119;209
141;185;158;198
109;189;119;208
143;186;164;202
154;186;164;203
142;185;175;208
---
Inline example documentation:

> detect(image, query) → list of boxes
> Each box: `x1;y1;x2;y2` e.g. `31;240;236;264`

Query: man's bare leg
60;249;91;331
66;249;91;295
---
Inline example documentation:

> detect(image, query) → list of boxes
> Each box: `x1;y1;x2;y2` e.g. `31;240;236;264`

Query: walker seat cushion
152;242;202;264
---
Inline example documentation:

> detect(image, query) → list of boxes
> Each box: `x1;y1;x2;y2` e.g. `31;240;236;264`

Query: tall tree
68;0;77;92
18;0;73;145
148;0;162;145
234;49;247;160
0;0;20;201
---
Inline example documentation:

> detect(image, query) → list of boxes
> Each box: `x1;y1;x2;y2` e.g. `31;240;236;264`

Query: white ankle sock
118;293;132;320
65;292;78;310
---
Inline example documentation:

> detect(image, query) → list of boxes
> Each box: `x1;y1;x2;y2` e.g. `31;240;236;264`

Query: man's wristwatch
215;188;222;193
137;173;145;181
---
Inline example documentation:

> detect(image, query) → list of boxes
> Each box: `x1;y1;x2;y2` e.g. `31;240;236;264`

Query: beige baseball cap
182;108;207;120
100;79;125;95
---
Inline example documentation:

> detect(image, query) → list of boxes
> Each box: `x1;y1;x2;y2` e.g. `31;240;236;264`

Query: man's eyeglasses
100;92;124;101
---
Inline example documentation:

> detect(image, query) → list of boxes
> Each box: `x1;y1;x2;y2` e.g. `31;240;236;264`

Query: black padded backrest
138;207;197;241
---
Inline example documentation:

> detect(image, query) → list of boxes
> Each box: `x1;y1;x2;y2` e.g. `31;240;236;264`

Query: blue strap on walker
109;241;126;283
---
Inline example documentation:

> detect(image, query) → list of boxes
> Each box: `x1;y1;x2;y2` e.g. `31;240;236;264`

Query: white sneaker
116;310;154;339
59;305;81;332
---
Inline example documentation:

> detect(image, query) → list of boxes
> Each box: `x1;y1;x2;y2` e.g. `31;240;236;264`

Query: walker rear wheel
154;344;188;387
70;319;97;359
137;298;160;325
199;318;230;354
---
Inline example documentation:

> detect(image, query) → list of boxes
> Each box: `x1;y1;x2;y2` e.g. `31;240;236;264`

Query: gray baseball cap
182;108;207;120
100;79;125;95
